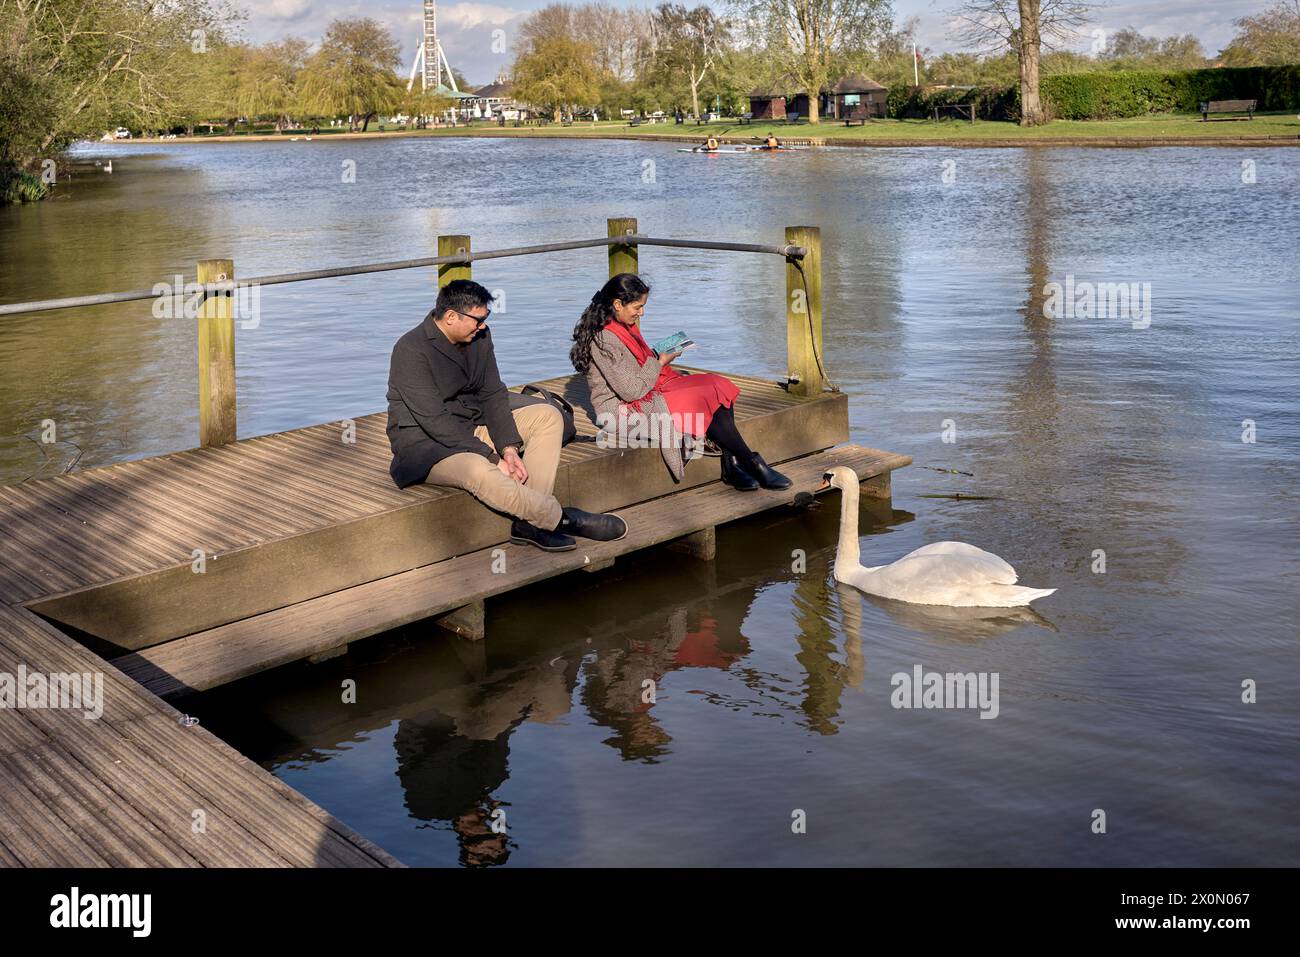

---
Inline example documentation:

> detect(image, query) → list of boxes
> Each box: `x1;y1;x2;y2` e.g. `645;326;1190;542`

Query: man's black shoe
743;453;792;490
560;507;627;542
721;453;759;491
510;519;577;551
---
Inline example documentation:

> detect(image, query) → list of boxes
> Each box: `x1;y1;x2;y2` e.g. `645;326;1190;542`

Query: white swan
820;466;1056;608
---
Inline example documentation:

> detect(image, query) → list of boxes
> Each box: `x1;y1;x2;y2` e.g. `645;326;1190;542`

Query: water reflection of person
581;595;754;760
393;712;515;867
392;655;577;867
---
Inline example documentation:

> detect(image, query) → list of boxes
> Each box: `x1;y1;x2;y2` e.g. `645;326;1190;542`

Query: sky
241;0;1274;87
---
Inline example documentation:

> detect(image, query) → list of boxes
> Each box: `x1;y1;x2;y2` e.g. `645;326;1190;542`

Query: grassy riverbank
121;112;1300;147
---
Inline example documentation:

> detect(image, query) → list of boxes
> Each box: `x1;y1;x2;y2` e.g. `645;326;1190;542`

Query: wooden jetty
0;219;910;866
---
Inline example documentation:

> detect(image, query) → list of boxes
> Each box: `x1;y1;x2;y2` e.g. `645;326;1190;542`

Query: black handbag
508;385;593;445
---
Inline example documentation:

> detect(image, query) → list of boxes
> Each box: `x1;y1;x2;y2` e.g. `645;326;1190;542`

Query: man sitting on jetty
386;279;626;552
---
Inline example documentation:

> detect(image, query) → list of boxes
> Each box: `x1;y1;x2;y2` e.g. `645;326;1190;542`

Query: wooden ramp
115;444;906;698
0;367;909;867
0;604;400;867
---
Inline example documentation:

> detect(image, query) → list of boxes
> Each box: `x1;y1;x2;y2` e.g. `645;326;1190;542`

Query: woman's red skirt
657;372;740;437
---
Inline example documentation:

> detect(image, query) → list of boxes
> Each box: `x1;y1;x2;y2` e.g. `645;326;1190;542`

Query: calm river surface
2;138;1297;866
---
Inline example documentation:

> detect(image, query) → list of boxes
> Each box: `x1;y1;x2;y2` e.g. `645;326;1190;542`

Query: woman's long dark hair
570;273;651;373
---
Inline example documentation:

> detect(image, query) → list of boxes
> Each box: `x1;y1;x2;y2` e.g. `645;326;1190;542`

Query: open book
651;330;697;356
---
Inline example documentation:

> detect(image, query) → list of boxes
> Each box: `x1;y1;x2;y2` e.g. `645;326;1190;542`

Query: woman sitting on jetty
570;273;791;492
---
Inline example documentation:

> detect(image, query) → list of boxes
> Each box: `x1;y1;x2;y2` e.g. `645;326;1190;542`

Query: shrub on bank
1042;65;1300;119
888;65;1300;123
1;167;49;205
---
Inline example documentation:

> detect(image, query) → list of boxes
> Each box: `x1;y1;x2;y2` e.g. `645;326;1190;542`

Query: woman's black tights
705;405;757;465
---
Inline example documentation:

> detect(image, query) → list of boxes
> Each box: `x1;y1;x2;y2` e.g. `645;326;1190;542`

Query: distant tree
1219;0;1300;65
649;4;728;119
953;0;1090;126
1099;27;1207;71
237;38;309;132
512;36;604;120
298;18;402;132
729;0;894;124
397;86;456;127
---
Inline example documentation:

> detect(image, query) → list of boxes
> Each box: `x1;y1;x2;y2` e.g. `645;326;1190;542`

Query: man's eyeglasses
453;307;490;327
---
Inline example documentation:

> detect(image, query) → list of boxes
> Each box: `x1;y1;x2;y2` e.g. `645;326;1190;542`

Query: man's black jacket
385;311;524;488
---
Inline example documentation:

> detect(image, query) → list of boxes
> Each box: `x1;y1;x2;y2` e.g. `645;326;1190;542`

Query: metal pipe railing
0;234;807;317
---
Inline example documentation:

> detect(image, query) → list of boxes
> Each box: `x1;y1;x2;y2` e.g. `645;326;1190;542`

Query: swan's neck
836;480;863;571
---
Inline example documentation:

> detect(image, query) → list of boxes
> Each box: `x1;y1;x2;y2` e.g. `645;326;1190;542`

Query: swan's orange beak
816;472;832;492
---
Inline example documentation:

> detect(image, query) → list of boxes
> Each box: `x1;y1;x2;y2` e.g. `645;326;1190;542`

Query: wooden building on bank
833;74;888;120
748;85;787;121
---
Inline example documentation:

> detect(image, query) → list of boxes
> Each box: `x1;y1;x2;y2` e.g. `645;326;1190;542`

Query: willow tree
953;0;1089;126
729;0;893;124
512;36;604;121
237;38;309;132
298;18;402;132
1;0;236;174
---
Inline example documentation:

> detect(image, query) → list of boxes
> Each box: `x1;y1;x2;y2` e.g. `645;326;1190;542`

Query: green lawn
407;112;1300;143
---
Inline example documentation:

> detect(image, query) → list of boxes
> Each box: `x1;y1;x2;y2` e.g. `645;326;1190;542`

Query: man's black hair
435;279;495;321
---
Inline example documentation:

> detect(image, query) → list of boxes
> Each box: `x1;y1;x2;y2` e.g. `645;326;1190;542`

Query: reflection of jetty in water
200;495;1051;865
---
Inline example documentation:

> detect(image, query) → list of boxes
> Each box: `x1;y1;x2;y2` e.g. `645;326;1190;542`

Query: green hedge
887;84;1020;121
1041;65;1300;119
887;65;1300;123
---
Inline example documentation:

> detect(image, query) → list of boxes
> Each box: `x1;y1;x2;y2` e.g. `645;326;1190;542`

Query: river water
2;138;1297;866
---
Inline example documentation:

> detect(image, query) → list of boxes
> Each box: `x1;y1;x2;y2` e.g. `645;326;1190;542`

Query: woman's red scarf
602;319;679;410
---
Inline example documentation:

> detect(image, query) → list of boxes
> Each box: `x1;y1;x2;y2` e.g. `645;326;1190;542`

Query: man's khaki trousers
422;403;564;530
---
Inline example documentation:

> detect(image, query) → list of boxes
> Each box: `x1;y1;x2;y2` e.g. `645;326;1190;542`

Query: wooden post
197;259;236;447
438;234;471;287
608;217;638;277
784;226;823;397
667;526;716;561
436;600;485;641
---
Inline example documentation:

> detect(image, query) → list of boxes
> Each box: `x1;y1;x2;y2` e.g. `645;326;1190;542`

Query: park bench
738;113;753;125
1200;99;1257;121
786;112;801;124
628;116;644;127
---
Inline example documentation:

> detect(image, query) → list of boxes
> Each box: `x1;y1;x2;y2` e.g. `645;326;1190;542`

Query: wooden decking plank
207;434;390;516
158;444;360;529
6;708;292;866
0;835;20;867
27;467;221;557
245;430;412;502
0;488;121;587
67;464;266;555
0;771;115;867
3;741;202;867
0;605;158;723
115;445;910;697
2;481;178;574
129;447;325;536
0;553;53;603
116;714;394;868
227;437;400;516
100;453;303;542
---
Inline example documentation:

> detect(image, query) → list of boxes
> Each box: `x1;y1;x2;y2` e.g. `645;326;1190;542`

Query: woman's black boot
721;453;759;491
742;453;792;490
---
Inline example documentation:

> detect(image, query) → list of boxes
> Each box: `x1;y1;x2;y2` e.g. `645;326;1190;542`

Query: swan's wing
901;541;1017;584
874;554;1019;598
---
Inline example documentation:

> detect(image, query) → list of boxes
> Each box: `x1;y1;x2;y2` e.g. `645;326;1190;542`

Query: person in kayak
570;273;792;492
763;134;780;150
701;135;719;152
